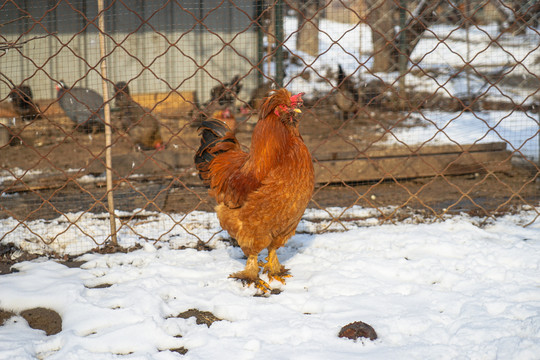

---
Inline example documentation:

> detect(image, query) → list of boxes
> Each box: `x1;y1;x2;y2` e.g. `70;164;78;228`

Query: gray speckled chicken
55;80;104;133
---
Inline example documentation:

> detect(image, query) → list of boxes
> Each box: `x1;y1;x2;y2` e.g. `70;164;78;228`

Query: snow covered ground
1;207;539;359
281;17;540;162
384;110;539;159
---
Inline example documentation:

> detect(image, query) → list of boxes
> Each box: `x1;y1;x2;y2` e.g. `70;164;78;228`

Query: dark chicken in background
210;74;242;107
195;89;314;293
9;85;41;122
191;75;243;127
335;64;359;120
113;81;164;151
55;80;105;133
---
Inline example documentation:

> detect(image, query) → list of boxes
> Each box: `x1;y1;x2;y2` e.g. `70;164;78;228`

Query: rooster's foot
229;271;271;293
229;255;271;293
261;249;291;285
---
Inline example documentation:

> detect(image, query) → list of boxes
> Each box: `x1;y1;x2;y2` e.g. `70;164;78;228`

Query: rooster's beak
294;108;302;114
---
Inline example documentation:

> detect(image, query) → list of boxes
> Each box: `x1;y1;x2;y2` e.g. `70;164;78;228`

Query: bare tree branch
0;15;30;28
0;32;57;53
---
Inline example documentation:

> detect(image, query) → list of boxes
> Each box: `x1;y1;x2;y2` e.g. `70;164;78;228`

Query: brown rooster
195;89;314;292
113;82;164;151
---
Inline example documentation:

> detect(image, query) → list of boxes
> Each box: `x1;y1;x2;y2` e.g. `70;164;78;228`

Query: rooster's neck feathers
248;90;304;180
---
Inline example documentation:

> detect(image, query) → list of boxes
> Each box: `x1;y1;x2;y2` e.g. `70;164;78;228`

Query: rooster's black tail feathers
194;119;238;184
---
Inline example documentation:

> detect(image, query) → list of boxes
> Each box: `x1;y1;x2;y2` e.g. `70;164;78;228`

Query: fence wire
0;0;539;257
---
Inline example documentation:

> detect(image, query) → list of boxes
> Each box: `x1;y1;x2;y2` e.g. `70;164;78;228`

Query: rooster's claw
229;272;271;293
266;271;291;285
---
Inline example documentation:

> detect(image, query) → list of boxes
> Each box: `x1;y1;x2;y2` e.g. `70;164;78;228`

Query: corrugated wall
0;0;257;102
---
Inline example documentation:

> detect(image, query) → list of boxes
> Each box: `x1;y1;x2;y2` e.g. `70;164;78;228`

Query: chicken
55;80;105;133
191;75;243;127
335;64;359;120
113;81;164;151
195;89;314;293
9;85;41;122
210;74;242;107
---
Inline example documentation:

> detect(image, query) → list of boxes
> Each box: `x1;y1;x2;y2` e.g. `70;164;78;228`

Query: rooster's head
260;89;304;124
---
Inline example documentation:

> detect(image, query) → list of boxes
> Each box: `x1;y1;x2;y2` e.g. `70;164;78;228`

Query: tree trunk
296;1;321;57
396;0;441;61
366;0;441;73
365;0;396;73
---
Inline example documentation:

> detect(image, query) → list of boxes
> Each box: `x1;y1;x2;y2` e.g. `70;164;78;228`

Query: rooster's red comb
290;92;305;106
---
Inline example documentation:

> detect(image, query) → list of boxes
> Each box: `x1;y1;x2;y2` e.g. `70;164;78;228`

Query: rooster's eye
274;104;288;116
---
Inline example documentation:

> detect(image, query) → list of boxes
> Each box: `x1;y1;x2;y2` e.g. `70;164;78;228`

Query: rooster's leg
262;248;291;284
229;255;271;293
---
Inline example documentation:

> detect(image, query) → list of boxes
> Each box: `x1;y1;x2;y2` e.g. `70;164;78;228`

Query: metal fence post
275;0;284;87
256;0;265;86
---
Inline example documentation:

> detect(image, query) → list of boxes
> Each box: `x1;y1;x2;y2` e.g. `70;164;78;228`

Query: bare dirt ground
1;100;538;222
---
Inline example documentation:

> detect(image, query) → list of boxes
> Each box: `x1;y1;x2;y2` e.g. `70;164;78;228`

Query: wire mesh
0;0;539;257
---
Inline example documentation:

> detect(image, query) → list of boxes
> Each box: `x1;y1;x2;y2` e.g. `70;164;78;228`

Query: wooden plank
0;104;17;118
132;91;194;116
1;91;196;120
85;149;193;178
315;148;513;183
313;142;508;161
1;139;514;191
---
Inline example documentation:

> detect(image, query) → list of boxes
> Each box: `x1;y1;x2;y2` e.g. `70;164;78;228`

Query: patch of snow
0;207;539;359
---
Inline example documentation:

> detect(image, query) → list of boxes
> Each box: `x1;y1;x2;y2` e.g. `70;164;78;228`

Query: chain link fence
1;0;539;258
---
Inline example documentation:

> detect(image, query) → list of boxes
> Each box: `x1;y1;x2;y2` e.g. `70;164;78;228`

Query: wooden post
366;0;394;73
398;0;407;108
296;0;320;57
97;0;118;245
537;104;540;165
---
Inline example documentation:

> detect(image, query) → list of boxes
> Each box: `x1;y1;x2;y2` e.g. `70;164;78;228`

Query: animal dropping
338;321;377;341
